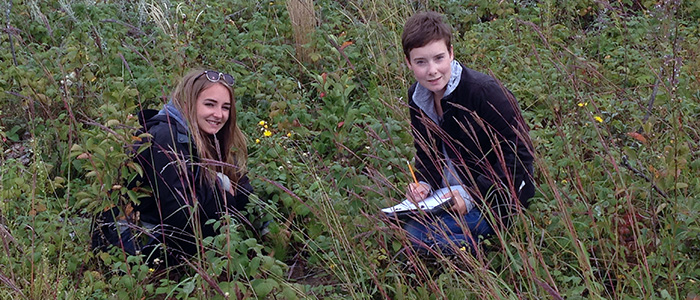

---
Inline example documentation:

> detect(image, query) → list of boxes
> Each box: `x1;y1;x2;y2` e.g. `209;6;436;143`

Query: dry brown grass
286;0;317;63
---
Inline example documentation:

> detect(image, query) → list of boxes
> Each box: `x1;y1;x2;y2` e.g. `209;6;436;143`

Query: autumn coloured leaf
626;132;648;144
339;40;354;51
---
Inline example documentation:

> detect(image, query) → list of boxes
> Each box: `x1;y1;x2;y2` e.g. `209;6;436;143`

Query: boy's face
405;39;454;97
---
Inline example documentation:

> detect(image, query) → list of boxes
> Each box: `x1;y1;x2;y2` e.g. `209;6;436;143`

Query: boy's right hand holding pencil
406;160;431;202
406;182;431;202
405;160;470;215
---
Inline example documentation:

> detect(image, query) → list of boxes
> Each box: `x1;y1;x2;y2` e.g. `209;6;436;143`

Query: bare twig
0;271;26;299
639;68;661;132
118;52;134;79
181;257;226;298
4;0;17;66
621;155;668;198
100;18;144;36
0;224;22;255
325;34;368;93
533;277;564;300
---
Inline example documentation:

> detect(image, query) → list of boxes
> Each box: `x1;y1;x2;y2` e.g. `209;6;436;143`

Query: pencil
407;160;418;184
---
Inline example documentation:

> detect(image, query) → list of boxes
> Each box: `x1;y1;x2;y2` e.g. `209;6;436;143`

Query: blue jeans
404;208;495;255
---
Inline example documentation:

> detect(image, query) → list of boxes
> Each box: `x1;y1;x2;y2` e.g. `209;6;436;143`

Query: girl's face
195;83;231;135
405;39;454;99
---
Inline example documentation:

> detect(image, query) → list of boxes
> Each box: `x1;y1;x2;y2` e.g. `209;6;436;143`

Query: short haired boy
401;11;535;255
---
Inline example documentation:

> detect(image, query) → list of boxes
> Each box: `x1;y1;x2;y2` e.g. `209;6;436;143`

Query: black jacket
409;64;534;225
133;109;252;258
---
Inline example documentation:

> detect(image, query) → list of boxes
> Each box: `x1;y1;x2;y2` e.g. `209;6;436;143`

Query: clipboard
381;185;473;219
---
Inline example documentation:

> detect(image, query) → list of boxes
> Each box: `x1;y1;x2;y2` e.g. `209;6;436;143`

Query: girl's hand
217;172;233;194
406;182;430;202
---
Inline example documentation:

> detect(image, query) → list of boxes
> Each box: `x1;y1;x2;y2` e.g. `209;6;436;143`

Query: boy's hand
442;191;468;215
406;182;430;202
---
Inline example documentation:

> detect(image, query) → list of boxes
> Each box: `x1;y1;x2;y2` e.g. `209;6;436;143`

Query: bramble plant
1;0;699;299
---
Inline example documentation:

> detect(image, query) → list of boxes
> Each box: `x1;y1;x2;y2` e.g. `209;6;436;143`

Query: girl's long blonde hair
171;69;247;189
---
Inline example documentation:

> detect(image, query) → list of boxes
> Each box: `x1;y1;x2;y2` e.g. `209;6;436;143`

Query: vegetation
1;0;699;299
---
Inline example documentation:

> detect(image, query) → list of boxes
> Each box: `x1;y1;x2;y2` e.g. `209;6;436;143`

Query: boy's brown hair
401;11;452;60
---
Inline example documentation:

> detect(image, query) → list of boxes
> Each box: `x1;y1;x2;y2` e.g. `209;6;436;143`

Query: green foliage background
1;0;699;299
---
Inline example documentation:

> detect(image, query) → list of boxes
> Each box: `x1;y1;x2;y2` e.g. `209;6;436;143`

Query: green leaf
251;278;276;298
674;182;688;189
181;279;195;295
70;144;83;153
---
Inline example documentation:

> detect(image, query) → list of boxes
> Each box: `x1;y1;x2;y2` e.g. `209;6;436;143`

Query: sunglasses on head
196;70;235;86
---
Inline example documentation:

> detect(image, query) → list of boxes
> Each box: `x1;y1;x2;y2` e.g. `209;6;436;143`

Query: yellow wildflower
255;139;260;144
459;246;467;252
594;116;603;123
264;124;268;129
258;120;266;126
286;132;292;137
577;102;588;107
263;130;272;137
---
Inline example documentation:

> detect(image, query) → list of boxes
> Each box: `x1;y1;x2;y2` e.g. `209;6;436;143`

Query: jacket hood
157;100;189;130
138;101;190;135
137;105;192;145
